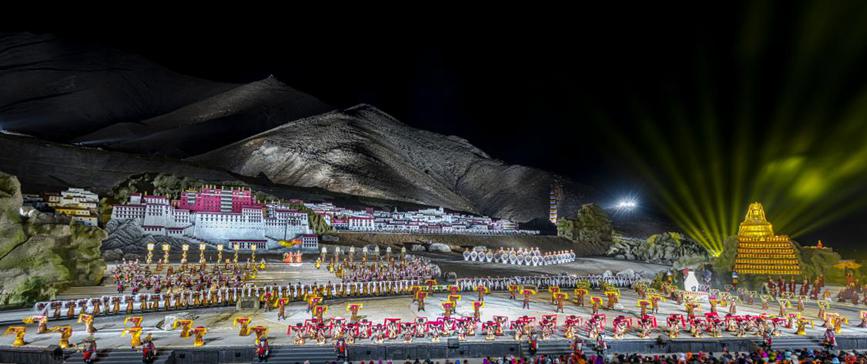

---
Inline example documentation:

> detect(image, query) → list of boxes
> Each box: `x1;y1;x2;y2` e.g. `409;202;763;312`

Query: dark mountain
0;32;331;155
0;32;672;237
73;75;331;156
0;32;234;139
188;104;597;224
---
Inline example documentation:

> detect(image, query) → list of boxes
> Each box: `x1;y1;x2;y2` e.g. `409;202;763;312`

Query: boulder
428;243;452;253
102;248;125;262
410;244;426;252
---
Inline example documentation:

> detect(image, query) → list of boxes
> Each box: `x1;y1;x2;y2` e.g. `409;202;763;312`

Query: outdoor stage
1;254;866;362
1;288;865;350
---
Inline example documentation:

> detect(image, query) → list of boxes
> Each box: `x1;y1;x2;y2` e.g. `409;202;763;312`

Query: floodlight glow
615;199;638;210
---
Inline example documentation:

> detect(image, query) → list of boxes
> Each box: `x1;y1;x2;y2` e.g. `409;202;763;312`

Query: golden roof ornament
737;202;774;238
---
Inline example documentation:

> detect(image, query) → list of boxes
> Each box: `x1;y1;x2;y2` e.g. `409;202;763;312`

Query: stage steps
752;336;825;351
64;348;172;364
519;340;573;356
250;345;336;364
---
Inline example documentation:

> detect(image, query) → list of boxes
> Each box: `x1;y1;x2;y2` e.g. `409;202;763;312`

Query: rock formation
101;219;204;262
607;232;708;266
0;171;105;305
557;203;614;245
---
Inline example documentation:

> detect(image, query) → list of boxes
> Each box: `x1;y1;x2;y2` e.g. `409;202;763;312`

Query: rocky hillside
557;203;614;245
0;171;105;305
189;104;595;223
607;232;708;267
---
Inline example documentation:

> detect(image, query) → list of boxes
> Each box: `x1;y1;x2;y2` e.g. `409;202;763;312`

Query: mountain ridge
188;104;595;223
0;31;673;237
73;74;332;156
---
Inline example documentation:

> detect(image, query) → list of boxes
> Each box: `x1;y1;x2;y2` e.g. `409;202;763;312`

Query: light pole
146;242;155;266
251;244;257;263
199;243;207;265
233;243;240;264
181;244;189;265
217;244;224;264
161;243;170;270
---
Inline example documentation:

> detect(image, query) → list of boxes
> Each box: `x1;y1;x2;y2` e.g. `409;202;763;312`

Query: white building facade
111;193;316;250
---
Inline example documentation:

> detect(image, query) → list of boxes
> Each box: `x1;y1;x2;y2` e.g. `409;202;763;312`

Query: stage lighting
616;199;638;210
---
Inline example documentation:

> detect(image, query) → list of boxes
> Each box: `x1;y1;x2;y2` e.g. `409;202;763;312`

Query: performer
508;283;520;300
521;288;536;309
612;315;630;339
23;315;49;334
78;313;97;334
3;327;25;347
574;288;588;307
604;290;619;310
555;292;568;313
472;301;484;321
637;315;656;338
476;284;489;302
796;317;813;336
276;297;289;320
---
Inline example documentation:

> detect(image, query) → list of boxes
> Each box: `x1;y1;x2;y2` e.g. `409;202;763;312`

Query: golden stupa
732;202;801;276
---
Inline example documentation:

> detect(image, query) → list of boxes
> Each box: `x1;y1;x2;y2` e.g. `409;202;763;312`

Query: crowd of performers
830;271;867;305
17;254;863;351
759;275;829;301
455;273;643;292
31;268;643;321
279;279;861;348
108;258;264;295
463;247;576;266
332;254;442;283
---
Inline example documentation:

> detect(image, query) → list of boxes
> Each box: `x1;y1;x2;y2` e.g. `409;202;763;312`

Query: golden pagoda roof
737;202;775;239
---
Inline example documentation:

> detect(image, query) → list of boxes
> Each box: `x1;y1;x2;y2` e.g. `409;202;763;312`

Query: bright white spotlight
615;199;637;210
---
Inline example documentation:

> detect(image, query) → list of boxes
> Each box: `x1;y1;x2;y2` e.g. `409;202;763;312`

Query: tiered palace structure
111;185;316;250
733;202;801;276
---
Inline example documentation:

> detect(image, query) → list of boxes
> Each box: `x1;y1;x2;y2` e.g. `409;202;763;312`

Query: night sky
25;2;867;255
